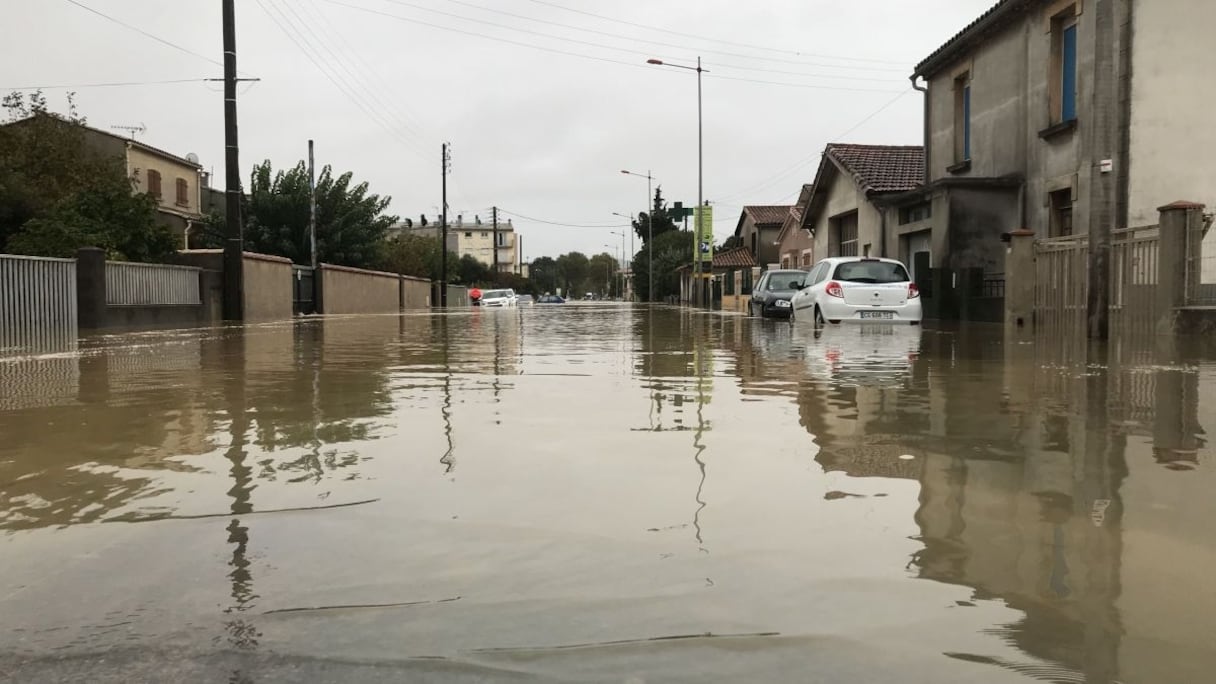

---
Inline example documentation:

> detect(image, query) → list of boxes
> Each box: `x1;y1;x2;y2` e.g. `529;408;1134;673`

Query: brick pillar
1004;230;1036;329
76;247;106;330
1157;201;1205;333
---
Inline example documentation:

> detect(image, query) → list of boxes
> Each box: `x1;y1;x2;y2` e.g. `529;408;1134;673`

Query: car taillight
825;281;844;298
908;283;920;299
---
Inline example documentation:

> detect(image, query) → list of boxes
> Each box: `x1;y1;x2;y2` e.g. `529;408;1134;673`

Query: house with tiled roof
900;0;1216;320
800;143;925;276
775;185;813;270
2;112;207;249
733;204;792;269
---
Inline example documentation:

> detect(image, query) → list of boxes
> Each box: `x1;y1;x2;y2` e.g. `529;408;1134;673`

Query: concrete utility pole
492;206;499;276
441;142;450;307
221;0;243;320
1087;0;1115;340
308;139;317;270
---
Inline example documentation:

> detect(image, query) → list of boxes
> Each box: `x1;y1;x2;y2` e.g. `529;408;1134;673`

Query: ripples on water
1;305;1214;682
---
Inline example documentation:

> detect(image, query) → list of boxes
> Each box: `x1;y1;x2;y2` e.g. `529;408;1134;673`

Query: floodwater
2;306;1215;683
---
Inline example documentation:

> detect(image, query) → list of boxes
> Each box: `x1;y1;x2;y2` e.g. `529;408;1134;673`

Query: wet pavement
2;305;1215;683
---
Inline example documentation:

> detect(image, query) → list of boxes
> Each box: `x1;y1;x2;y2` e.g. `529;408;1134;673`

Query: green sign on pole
695;204;713;269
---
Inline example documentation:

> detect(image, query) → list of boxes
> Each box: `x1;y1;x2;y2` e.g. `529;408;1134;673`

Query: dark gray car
749;269;808;318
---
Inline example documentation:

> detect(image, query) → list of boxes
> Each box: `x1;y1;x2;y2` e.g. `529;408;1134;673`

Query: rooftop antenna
111;122;146;140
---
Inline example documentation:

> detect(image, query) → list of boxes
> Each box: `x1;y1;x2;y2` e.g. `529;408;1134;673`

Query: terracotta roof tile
713;246;756;269
744;205;794;227
826;144;924;195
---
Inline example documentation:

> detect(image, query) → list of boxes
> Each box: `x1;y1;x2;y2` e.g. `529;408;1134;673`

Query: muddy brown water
2;305;1214;682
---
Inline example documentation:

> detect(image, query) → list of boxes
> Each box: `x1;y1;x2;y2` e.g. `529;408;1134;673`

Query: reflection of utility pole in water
218;328;260;664
439;315;455;473
1078;341;1126;684
691;315;710;548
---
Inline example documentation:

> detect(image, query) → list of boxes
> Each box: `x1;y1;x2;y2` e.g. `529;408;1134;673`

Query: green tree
632;185;679;245
245;159;397;268
556;251;590;296
588;252;620;297
456;253;491;285
529;256;558;294
0;90;174;260
632;229;690;302
377;232;457;281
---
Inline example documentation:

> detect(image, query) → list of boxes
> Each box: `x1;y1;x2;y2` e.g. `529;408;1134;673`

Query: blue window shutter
963;84;972;160
1062;24;1078;121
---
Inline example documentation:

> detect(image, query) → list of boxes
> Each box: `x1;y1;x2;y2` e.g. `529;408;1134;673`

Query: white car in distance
479;288;518;308
790;257;922;325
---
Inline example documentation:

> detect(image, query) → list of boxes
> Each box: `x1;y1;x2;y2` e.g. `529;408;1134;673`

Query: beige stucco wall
809;164;884;260
1128;1;1216;280
777;216;814;269
242;253;293;322
402;276;431;309
320;264;400;315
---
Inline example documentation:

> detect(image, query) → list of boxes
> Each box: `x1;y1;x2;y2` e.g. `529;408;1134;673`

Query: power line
325;1;902;93
440;0;908;75
498;209;631;228
716;89;913;203
255;0;430;162
61;0;233;71
283;0;430;145
301;0;432;141
521;0;910;66
2;78;213;90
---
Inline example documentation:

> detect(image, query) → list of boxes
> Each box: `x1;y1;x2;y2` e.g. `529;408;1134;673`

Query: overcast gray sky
3;0;994;260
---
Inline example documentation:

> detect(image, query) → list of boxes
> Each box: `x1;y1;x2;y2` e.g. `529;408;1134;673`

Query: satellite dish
185;152;200;165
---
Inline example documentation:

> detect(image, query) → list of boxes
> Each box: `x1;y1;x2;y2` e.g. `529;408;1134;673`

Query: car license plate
861;311;894;320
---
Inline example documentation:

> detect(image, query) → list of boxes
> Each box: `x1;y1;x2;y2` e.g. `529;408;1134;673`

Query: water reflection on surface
1;306;1214;682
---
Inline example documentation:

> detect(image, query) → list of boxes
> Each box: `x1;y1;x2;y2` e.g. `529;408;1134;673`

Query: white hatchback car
790;257;922;325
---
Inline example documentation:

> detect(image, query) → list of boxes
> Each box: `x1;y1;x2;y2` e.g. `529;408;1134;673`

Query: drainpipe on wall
879;206;888;259
911;76;929;183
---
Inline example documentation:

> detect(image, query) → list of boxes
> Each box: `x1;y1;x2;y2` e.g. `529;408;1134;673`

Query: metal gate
0;254;78;354
1034;236;1088;328
292;266;315;315
1034;226;1160;330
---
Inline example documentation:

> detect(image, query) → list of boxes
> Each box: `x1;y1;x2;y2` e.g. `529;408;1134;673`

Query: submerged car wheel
814;306;826;327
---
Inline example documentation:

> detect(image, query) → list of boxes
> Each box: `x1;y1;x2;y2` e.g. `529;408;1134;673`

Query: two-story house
3;114;206;249
902;0;1216;297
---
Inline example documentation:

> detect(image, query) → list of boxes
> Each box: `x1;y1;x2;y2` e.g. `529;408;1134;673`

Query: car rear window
765;271;806;290
832;261;910;284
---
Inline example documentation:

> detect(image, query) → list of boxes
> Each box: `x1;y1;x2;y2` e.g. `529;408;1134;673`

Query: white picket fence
105;261;200;305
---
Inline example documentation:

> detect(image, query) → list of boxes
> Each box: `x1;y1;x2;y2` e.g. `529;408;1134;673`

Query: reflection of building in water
723;321;1216;682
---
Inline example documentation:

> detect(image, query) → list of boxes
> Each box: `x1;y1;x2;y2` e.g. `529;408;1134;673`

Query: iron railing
0;254;78;354
105;261;201;306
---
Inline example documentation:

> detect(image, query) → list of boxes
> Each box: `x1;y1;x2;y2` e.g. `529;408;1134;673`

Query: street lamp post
612;213;634;302
620;170;654;302
646;57;706;308
609;229;626;300
602;244;616;298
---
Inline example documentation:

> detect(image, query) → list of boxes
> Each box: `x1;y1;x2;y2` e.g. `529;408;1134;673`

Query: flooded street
2;305;1215;683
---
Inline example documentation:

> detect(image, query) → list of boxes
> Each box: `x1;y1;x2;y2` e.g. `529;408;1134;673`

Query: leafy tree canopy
377;232;457;281
632;229;691;302
244;159;397;268
632;185;679;245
